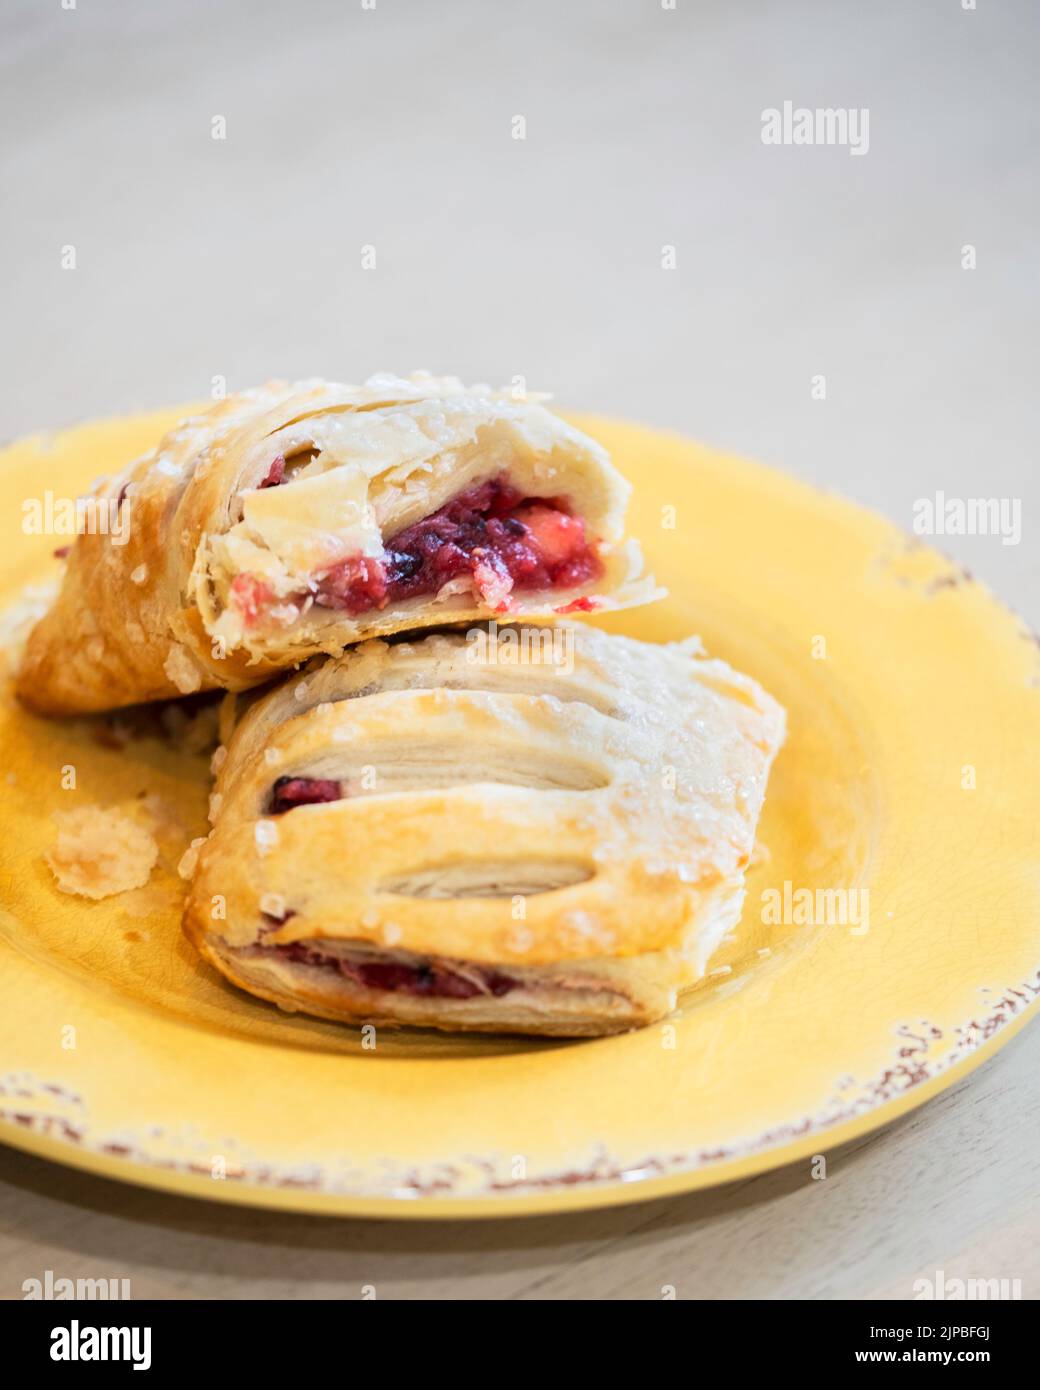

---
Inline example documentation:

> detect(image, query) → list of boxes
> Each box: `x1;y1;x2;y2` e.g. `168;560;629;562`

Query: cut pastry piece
17;373;657;715
183;623;785;1037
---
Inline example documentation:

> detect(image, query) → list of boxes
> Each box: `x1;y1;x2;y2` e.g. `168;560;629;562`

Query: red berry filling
311;476;602;617
312;555;387;612
270;776;342;814
258;454;287;489
278;940;519;1000
230;573;274;625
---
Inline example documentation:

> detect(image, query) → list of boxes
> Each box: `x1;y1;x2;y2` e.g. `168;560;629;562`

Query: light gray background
1;0;1037;1300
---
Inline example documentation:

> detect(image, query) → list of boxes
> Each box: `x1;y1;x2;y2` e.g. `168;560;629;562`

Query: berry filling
231;472;602;627
258;454;287;489
230;573;274;625
312;555;387;612
270;776;342;814
277;940;519;1000
372;478;600;613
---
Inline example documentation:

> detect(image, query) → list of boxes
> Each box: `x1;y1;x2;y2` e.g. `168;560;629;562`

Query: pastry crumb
259;891;286;919
46;806;159;900
178;836;208;881
163;642;203;694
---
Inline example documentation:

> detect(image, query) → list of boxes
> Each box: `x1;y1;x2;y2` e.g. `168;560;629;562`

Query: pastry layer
18;374;657;714
183;623;785;1036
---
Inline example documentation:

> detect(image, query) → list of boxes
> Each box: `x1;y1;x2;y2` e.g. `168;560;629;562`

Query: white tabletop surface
0;0;1037;1300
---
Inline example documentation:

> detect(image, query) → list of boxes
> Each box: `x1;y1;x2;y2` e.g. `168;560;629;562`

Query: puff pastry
183;623;785;1036
18;374;656;715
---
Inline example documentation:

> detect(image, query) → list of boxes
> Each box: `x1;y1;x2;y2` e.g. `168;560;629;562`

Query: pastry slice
182;624;785;1037
18;373;656;715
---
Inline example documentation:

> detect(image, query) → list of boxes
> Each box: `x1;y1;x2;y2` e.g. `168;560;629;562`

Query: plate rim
0;1003;1034;1218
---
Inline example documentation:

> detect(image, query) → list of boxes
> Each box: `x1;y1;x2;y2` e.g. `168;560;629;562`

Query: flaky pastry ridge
183;623;785;1036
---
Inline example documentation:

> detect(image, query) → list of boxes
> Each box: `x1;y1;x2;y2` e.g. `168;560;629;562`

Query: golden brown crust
18;375;655;715
183;623;785;1035
18;386;299;714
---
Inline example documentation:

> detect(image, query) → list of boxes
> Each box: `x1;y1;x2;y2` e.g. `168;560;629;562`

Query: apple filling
212;470;603;645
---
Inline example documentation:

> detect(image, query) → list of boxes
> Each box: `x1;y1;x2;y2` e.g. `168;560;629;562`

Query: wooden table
2;1029;1037;1299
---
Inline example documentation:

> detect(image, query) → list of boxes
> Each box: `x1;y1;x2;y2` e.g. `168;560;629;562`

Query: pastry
18;374;657;715
182;623;785;1036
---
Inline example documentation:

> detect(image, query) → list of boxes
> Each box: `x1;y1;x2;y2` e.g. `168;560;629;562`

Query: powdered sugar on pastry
183;622;786;1037
163;642;203;694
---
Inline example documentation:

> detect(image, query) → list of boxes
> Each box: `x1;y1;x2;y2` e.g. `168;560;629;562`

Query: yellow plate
1;407;1038;1218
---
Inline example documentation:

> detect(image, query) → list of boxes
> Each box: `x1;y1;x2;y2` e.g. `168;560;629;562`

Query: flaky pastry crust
18;374;656;715
183;623;785;1036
